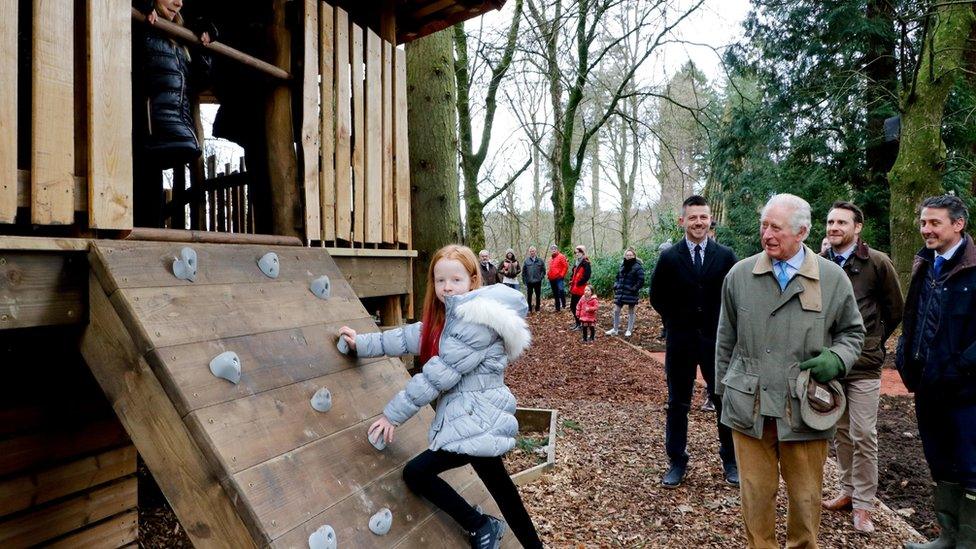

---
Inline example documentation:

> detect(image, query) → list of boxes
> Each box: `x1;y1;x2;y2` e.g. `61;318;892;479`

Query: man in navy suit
651;195;739;487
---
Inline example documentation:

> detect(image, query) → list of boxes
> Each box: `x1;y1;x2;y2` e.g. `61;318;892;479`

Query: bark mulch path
508;303;925;547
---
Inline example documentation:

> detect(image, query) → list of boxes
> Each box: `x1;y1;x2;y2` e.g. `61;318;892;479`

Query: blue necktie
933;256;946;278
694;244;703;271
776;262;791;291
833;254;845;267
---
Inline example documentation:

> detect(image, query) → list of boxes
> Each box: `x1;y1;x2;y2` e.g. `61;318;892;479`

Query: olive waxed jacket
715;245;865;441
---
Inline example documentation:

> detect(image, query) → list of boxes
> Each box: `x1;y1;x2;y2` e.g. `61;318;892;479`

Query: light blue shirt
829;242;857;266
937;238;964;262
685;238;707;262
774;246;806;285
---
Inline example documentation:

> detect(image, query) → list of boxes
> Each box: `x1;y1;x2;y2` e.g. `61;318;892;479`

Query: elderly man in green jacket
716;193;865;549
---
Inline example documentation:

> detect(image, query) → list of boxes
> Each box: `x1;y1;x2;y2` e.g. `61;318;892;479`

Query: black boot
905;481;962;549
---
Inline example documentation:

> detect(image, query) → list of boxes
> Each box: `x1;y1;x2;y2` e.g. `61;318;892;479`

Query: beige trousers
733;418;829;549
832;377;881;510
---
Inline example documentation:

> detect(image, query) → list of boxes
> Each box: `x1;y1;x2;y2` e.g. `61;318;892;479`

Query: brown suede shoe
822;494;853;511
852;509;875;534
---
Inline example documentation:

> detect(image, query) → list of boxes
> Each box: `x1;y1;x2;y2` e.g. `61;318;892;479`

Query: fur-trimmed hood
446;284;531;360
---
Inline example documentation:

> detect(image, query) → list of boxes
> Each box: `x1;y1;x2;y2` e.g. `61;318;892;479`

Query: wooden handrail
131;8;291;81
125;227;302;246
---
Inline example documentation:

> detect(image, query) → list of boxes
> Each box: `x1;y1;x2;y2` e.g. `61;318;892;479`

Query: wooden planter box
511;407;558;486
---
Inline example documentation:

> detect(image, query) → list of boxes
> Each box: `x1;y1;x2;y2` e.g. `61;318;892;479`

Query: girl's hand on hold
200;31;212;45
369;416;397;444
147;10;159;25
338;326;357;351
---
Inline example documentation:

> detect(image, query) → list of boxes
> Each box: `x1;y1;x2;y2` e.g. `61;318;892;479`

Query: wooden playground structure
0;1;516;547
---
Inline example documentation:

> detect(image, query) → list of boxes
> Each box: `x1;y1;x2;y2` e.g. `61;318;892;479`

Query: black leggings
570;294;582;324
403;449;543;548
526;282;542;311
581;326;595;341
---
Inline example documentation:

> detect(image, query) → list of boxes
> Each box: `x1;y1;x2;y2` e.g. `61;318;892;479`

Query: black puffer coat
613;258;645;305
133;2;215;168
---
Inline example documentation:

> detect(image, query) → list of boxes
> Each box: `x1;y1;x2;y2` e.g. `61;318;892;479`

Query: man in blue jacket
898;195;976;548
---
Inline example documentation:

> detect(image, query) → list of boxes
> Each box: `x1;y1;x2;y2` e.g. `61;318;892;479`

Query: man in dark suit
651;195;739;488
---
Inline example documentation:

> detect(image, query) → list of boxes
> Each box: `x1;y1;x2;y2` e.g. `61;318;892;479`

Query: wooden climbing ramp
80;240;517;548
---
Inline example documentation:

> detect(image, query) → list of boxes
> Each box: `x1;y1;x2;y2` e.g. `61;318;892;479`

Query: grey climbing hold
310;387;333;412
337;337;350;354
257;252;280;279
310;275;331;299
173;247;198;282
368;429;386;451
307;524;336;549
209;351;241;384
368;508;393;536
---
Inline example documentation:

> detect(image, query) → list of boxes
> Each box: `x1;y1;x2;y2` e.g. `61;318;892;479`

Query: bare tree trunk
407;30;462;308
889;4;975;289
590;133;599;253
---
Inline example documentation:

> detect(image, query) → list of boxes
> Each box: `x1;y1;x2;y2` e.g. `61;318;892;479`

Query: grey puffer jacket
355;284;531;457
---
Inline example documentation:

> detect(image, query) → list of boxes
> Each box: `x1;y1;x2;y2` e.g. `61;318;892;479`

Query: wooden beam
364;28;383;243
0;235;90;252
334;8;352;242
331;255;411;297
124;227;302;246
87;0;133;230
301;0;321;243
393;48;412;246
80;276;259;547
45;509;138;549
267;0;300;239
382;40;395;244
0;251;87;330
324;246;417;258
319;2;336;242
31;0;75;225
350;22;365;244
0;0;15;223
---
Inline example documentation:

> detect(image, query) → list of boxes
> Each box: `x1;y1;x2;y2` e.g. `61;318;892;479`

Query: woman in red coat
569;245;592;329
547;244;569;311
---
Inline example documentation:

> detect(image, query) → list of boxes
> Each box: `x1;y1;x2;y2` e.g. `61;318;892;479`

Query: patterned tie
833;254;845;267
933;256;947;278
694;244;703;271
776;262;791;291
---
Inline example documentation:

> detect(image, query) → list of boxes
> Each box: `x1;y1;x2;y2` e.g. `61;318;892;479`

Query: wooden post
350;22;365;245
171;166;186;229
364;29;382;244
393;48;411;248
301;0;321;243
87;0;133;230
319;2;336;243
0;0;17;223
379;295;403;328
334;9;352;243
32;0;75;225
381;40;394;244
266;0;300;239
207;155;216;231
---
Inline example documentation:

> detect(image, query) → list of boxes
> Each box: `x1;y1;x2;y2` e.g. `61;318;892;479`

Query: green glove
799;348;845;383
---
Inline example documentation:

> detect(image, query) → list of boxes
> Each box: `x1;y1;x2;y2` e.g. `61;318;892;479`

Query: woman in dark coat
606;247;644;337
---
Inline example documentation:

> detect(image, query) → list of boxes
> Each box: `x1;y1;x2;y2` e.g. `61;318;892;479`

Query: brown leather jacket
823;239;904;380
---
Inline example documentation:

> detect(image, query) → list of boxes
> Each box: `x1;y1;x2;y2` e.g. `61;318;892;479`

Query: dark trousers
581;326;595;341
549;279;566;310
403;450;543;548
664;346;735;468
916;392;976;491
526;282;542;311
570;294;582;325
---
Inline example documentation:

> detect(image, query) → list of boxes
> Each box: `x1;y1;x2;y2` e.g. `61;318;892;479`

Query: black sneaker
470;515;506;549
724;463;740;487
661;464;686;488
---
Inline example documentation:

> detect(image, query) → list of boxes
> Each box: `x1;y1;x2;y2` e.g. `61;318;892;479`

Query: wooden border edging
511;407;557;487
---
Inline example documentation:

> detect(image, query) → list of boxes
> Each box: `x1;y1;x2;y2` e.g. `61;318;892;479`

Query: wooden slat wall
87;0;132;230
31;0;75;225
301;0;321;242
305;7;412;248
0;0;15;224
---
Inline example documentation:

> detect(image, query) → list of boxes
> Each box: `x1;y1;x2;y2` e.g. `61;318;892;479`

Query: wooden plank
332;255;411;298
0;251;87;330
111;282;365;351
90;240;350;293
391;477;514;548
187;358;405;474
87;0;133;230
80;276;259;547
0;235;90;251
45;509;138;549
145;317;381;417
382;40;395;244
0;477;136;548
15;170;87;212
319;2;336;242
301;0;321;243
0;0;15;223
0;445;136;518
393;48;411;246
235;410;433;540
31;0;75;225
325;246;417;258
364;29;383;244
270;462;478;548
0;418;128;478
334;8;352;242
350;22;365;244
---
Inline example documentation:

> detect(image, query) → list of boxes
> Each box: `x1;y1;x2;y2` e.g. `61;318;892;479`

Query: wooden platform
80;240;516;548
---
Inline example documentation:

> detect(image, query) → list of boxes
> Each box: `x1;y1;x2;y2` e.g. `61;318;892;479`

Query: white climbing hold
257;252;280;279
368;508;393;536
173;247;198;282
368;429;386;451
337;336;350;355
209;351;241;384
310;387;333;412
310;275;331;299
307;524;336;549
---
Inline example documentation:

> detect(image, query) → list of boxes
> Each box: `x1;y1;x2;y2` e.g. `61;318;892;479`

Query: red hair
418;245;481;365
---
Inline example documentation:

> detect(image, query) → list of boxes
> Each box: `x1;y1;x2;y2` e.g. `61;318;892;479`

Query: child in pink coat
576;284;599;342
